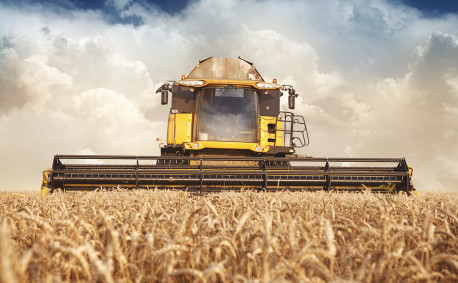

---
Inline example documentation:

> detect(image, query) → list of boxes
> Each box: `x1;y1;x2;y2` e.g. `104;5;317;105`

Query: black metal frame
48;155;414;194
276;111;309;148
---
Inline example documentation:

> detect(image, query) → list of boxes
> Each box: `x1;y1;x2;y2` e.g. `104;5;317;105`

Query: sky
0;0;457;192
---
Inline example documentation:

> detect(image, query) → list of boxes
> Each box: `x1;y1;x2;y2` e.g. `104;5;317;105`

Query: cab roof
186;57;265;82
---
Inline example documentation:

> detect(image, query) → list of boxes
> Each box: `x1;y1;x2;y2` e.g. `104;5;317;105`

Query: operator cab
157;57;308;157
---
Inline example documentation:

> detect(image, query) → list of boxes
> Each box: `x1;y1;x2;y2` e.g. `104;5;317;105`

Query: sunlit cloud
0;0;457;191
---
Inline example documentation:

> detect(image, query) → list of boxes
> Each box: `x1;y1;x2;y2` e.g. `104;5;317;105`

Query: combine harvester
41;57;415;195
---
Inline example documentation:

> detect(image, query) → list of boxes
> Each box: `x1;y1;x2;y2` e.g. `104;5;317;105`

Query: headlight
255;145;262;152
256;82;281;89
178;80;205;87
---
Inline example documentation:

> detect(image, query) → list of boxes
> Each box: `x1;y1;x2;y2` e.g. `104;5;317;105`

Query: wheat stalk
0;190;456;282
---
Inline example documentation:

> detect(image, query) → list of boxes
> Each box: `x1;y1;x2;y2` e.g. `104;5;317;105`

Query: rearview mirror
161;90;168;105
288;94;295;109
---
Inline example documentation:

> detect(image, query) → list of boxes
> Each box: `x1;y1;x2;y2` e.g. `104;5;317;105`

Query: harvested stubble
0;190;457;283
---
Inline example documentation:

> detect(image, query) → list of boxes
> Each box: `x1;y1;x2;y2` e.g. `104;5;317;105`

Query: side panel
41;169;51;197
275;119;284;147
167;113;193;145
259;116;284;147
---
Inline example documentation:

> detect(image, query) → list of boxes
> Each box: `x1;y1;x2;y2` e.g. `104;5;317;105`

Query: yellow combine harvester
41;57;415;195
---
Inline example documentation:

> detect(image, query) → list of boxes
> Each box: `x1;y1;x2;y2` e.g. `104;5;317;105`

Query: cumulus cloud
0;0;457;191
0;15;166;189
107;0;133;11
303;30;458;191
353;31;458;190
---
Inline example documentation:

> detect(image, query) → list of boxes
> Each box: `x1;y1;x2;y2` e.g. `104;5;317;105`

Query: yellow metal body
259;116;284;147
166;79;287;153
167;113;193;145
167;113;285;153
41;169;51;197
177;79;281;90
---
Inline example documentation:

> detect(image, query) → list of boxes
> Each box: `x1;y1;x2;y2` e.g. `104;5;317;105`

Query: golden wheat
0;190;456;282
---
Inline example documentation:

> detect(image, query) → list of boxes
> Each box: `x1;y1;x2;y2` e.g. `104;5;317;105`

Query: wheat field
0;190;456;283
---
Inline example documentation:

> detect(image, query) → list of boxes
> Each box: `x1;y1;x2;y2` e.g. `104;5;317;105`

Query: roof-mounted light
256;82;281;89
177;80;206;87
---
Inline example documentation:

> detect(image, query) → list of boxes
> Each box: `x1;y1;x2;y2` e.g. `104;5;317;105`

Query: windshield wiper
215;85;233;106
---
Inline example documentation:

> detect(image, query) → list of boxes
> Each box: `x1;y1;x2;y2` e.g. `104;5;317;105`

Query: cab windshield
197;87;258;142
